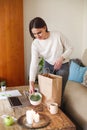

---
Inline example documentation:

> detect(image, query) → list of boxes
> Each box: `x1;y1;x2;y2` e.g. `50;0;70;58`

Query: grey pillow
82;71;87;87
69;58;84;67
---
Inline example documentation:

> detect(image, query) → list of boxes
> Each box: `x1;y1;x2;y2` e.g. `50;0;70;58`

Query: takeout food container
29;92;42;106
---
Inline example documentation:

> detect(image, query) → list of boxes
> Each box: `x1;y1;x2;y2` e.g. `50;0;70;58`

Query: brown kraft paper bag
38;73;62;106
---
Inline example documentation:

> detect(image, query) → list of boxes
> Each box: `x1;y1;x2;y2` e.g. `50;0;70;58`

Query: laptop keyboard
8;96;22;106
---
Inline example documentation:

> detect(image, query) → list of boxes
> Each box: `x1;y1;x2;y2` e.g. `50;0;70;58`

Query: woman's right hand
29;81;35;94
54;56;64;70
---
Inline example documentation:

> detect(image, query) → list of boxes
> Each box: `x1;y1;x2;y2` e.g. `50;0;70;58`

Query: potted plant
35;57;44;84
0;80;6;87
38;57;44;74
0;80;6;91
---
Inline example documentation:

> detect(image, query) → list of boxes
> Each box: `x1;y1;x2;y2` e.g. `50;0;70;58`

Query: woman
29;17;73;94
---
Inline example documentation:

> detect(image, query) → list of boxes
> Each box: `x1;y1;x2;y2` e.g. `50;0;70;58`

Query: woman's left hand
54;56;64;70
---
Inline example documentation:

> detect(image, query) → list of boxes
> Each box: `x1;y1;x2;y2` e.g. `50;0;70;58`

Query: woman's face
31;26;47;40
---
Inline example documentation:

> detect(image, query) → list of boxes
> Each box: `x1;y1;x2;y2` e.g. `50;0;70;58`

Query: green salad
30;94;41;101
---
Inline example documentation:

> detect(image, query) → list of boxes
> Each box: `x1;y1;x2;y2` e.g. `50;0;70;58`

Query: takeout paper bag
38;73;62;106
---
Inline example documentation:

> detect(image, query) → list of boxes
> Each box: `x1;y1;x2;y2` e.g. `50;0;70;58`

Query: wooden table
0;86;76;130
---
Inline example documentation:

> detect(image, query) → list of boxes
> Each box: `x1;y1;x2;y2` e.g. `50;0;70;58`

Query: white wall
82;0;87;55
23;0;86;84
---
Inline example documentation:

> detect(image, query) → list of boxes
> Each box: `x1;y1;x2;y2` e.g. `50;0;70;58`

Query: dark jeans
43;61;69;96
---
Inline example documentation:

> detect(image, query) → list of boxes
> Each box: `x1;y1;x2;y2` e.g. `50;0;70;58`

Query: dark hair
29;17;48;39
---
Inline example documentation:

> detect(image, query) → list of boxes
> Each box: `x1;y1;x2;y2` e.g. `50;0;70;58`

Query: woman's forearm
29;81;35;93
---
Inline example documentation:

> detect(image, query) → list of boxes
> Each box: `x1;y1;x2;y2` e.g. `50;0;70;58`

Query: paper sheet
0;90;22;99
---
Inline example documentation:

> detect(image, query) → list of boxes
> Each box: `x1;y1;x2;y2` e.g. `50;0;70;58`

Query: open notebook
0;90;22;99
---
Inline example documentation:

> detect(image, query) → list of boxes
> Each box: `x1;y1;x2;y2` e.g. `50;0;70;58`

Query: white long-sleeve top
29;31;73;82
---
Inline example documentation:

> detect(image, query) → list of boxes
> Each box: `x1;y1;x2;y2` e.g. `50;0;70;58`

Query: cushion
69;58;84;67
68;61;87;83
82;49;87;66
82;71;87;87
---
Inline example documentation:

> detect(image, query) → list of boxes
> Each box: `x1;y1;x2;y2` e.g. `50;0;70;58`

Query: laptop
8;96;31;108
